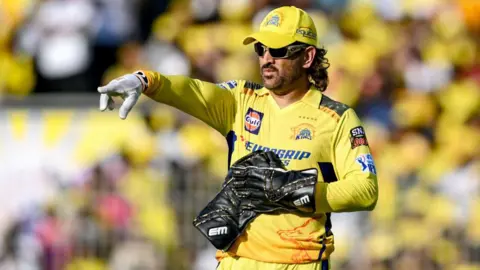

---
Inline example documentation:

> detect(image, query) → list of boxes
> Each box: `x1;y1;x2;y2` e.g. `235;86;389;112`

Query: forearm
139;71;235;135
142;72;206;108
314;176;378;213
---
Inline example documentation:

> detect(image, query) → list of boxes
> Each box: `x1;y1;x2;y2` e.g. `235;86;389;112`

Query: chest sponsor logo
243;140;311;166
350;126;369;149
244;108;264;135
291;123;316;140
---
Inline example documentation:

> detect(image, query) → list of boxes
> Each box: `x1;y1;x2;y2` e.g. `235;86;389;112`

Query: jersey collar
257;85;323;108
255;87;270;96
301;86;323;108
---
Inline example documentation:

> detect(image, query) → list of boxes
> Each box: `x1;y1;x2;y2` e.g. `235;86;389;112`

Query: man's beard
262;74;284;90
261;65;302;92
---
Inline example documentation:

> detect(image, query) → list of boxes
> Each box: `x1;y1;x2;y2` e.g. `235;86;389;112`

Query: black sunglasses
254;43;308;59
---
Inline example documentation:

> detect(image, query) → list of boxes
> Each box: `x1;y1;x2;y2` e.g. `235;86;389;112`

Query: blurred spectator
90;0;145;91
0;219;41;270
18;0;98;93
34;206;71;270
102;41;146;84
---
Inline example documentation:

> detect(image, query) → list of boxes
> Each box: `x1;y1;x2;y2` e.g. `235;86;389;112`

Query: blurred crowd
1;0;480;269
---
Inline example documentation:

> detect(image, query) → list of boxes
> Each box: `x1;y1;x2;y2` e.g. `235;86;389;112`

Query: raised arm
98;71;238;136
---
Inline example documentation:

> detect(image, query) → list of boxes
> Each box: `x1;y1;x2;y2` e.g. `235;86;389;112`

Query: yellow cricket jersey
141;72;379;264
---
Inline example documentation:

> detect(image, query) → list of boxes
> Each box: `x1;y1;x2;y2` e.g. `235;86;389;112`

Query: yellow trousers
217;257;330;270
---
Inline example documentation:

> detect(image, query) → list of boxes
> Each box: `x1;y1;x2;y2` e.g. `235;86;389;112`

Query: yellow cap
243;6;318;49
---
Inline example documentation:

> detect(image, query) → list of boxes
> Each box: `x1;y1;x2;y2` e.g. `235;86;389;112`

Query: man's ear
303;46;316;69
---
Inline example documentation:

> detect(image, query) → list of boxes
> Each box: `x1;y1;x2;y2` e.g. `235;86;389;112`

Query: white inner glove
97;74;144;119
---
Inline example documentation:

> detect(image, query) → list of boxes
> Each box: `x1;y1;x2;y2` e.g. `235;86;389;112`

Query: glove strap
133;70;149;92
289;169;317;213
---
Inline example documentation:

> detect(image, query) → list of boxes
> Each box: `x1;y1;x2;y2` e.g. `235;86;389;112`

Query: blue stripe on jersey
226;131;237;167
318;213;332;261
318;162;337;183
322;259;329;270
318;162;337;261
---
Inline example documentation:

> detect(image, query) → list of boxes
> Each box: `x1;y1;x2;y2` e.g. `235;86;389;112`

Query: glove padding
192;151;285;251
232;151;318;214
192;180;256;251
193;151;318;250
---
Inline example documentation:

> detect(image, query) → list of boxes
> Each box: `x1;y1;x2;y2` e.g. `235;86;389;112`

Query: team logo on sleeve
244;108;264;135
350;126;368;149
291;123;315;140
216;80;238;89
356;154;377;175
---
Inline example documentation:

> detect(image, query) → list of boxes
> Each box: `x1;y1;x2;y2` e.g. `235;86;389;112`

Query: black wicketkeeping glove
232;151;318;214
192;180;256;251
192;151;286;251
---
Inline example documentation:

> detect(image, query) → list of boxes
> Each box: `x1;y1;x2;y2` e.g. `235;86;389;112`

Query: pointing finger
119;94;139;119
99;93;109;111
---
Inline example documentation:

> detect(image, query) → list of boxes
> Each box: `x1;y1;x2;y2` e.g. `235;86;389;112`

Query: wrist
133;70;149;92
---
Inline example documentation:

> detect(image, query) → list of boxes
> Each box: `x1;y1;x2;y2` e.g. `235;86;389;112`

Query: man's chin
265;85;285;92
262;78;280;90
263;83;278;90
263;81;291;93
